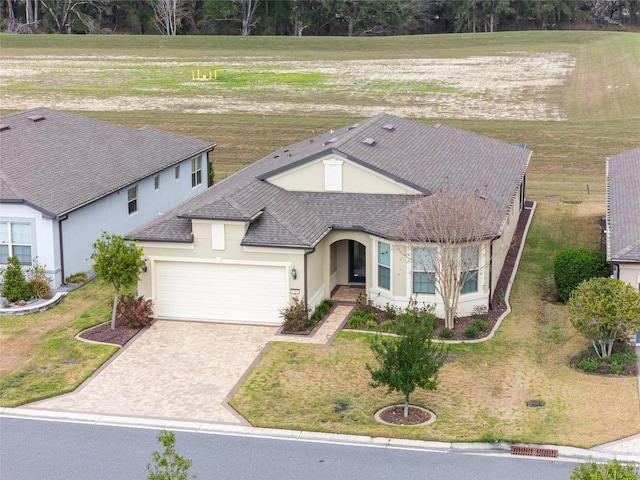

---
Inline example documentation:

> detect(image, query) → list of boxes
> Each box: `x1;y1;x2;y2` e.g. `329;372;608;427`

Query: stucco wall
267;154;419;194
618;264;640;290
62;153;209;279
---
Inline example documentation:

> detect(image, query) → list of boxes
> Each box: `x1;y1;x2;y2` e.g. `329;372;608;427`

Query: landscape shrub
378;321;396;333
346;310;377;329
364;319;379;331
1;256;30;302
570;459;639;480
471;318;487;333
65;272;90;284
27;278;53;300
280;297;312;333
311;299;333;322
384;303;398;321
355;293;377;314
115;294;154;328
439;328;454;339
553;248;611;303
464;325;481;339
471;305;488;321
577;357;598;372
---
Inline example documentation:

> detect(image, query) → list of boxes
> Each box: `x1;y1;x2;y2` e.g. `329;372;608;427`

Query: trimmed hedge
553;248;610;303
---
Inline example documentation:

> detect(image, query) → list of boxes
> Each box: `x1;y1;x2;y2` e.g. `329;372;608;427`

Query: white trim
243;246;306;255
138;241;194;250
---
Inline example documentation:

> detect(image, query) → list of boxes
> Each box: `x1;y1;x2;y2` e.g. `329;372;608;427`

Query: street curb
2;407;637;464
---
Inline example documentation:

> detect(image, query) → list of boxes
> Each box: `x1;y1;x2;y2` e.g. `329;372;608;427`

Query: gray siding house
0;108;216;287
131;113;531;325
605;147;640;343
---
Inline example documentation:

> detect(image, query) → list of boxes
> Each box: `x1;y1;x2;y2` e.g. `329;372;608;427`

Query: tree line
2;0;638;35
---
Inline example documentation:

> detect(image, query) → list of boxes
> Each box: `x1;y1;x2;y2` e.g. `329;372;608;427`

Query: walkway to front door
331;285;365;303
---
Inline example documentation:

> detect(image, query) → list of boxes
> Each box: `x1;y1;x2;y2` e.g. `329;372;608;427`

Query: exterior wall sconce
291;266;297;280
141;261;148;273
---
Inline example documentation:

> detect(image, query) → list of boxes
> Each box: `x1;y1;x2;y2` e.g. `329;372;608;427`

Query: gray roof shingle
0;108;215;216
129;113;531;247
606;147;640;262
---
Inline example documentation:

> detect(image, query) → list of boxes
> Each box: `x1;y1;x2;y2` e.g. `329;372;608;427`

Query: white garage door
154;261;288;325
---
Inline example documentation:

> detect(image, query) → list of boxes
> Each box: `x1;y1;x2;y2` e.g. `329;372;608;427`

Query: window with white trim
0;222;32;265
191;157;202;187
128;186;138;215
175;165;180;179
378;242;390;289
413;247;436;294
154;174;160;190
461;245;479;294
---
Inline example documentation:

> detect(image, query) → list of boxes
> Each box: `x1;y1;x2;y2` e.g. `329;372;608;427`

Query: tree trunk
404;394;410;418
26;0;33;26
111;291;119;330
7;0;14;21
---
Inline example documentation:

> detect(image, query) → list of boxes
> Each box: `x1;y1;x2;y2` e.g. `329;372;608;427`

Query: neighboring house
130;113;531;326
605;147;640;344
0;108;216;288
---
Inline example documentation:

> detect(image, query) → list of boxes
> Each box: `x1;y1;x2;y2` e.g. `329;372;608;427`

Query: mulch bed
78;317;151;347
378;405;432;426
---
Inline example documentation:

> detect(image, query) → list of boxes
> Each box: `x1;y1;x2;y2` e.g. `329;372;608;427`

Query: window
154;174;160;190
191;157;202;187
378;242;390;290
175;165;180;179
413;247;436;294
128;186;138;214
0;222;32;265
461;246;479;294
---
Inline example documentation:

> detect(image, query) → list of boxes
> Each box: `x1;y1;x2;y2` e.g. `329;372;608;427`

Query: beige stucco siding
266;154;420;194
618;264;640;290
489;185;523;295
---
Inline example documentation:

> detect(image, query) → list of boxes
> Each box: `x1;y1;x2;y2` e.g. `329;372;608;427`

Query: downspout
58;214;68;284
488;240;493;310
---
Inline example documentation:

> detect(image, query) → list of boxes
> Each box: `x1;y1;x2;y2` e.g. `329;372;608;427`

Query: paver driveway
28;305;353;425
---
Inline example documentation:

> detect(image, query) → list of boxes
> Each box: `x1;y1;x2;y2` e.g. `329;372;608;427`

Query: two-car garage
152;260;289;325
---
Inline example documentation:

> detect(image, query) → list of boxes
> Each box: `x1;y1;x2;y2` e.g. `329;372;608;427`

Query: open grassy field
1;31;639;446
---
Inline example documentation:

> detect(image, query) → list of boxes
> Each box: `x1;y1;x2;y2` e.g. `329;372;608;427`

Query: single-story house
131;113;531;326
0;107;216;288
605;147;640;343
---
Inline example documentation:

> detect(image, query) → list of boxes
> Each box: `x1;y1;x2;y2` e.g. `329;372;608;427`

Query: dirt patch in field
0;52;575;120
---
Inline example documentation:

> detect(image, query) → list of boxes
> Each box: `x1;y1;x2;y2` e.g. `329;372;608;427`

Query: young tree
367;304;448;418
91;232;145;330
400;185;496;329
147;430;195;480
568;277;640;359
1;255;30;302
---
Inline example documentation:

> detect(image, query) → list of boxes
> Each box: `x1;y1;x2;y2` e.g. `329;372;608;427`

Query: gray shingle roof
129;113;531;247
0;108;215;216
606;147;640;262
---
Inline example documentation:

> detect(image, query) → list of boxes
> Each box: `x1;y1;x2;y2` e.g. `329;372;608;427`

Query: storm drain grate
511;446;558;458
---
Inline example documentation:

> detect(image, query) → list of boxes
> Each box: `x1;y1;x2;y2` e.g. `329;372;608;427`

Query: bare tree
236;0;260;35
152;0;186;35
399;186;496;330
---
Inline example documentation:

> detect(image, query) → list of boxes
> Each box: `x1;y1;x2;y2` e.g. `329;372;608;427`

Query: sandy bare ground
0;52;575;120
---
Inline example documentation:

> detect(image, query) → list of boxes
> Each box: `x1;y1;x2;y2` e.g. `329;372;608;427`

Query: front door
348;240;366;284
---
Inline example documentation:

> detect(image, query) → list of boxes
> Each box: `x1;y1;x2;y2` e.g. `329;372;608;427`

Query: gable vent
0;124;9;131
27;115;45;122
382;124;395;131
361;137;376;146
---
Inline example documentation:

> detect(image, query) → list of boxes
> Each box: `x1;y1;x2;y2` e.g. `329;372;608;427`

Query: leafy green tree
367;304;448;417
554;248;611;303
147;430;195;480
1;256;30;302
570;459;639;480
568;277;640;359
91;232;145;330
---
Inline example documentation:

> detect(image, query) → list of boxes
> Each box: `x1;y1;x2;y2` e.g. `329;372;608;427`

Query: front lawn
0;281;118;407
230;205;640;448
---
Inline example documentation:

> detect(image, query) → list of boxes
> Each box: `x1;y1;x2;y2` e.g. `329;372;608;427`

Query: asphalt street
0;417;578;480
